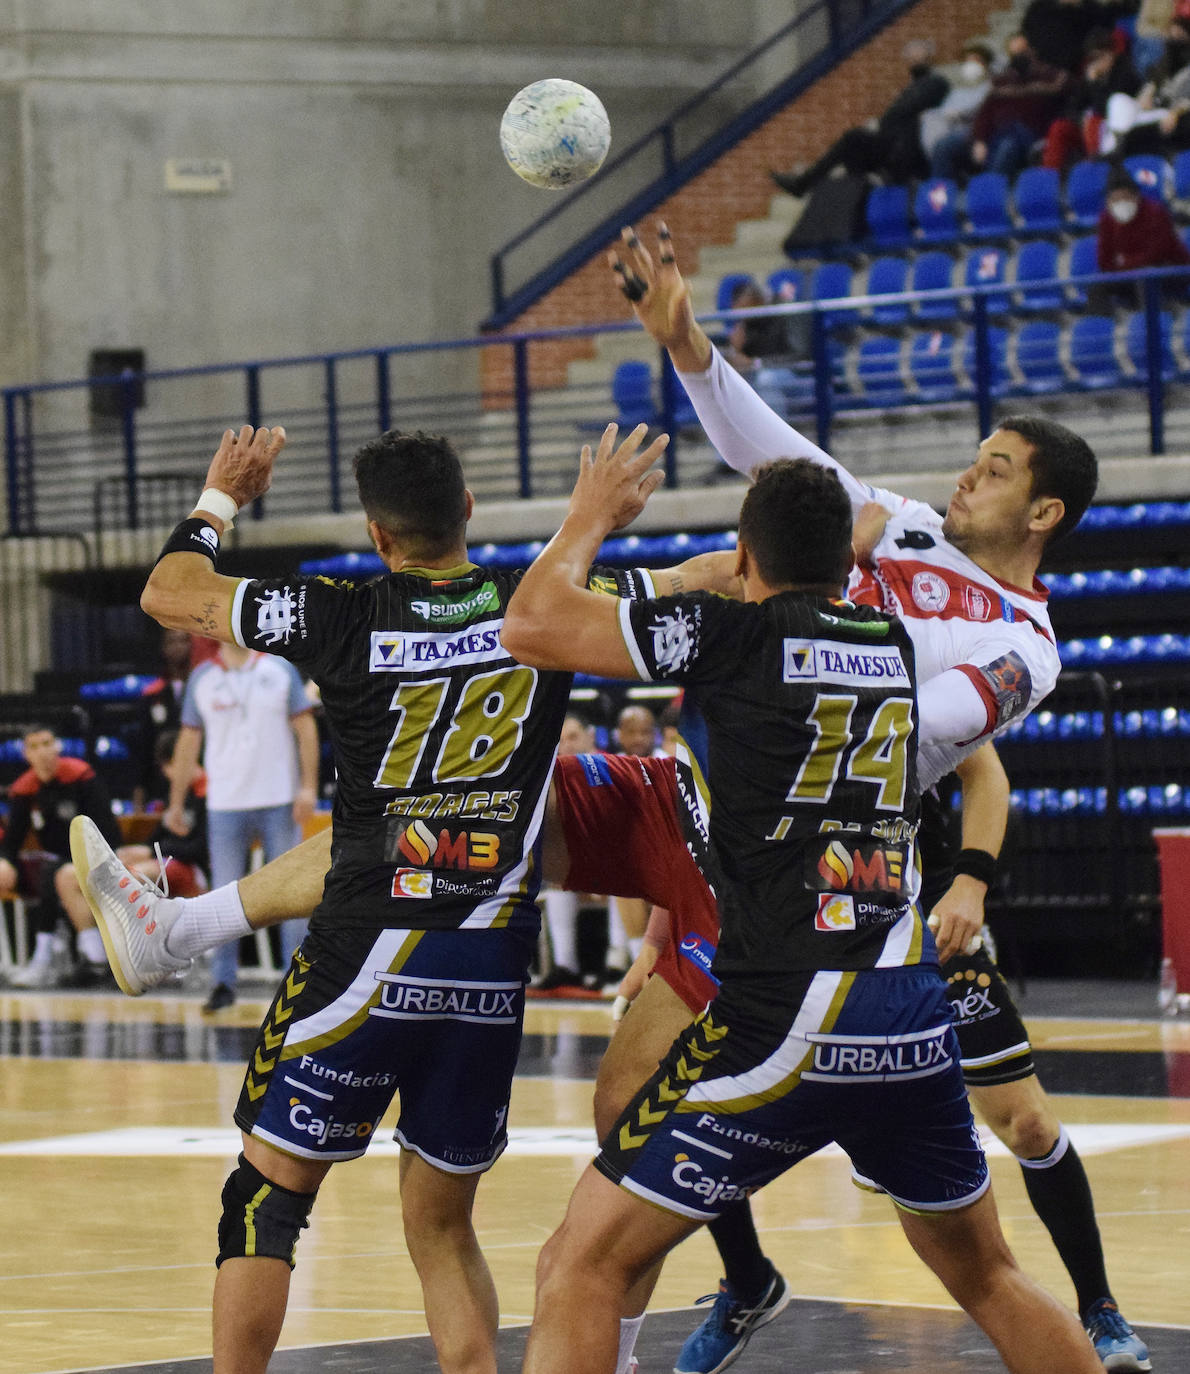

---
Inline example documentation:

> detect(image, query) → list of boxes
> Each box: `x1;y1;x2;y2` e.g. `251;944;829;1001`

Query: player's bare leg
897;1189;1102;1373
399;1151;499;1374
523;1165;698;1374
213;1135;329;1374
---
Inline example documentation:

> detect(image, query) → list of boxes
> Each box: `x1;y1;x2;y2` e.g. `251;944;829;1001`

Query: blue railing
5;263;1190;537
483;0;919;328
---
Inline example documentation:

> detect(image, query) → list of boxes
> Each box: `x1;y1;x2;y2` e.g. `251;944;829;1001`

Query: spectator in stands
603;704;660;983
1043;26;1142;166
1023;0;1142;73
969;33;1071;177
720;278;808;374
770;39;949;196
59;729;210;986
1093;163;1190;304
0;724;123;988
1107;8;1190;152
146;627;194;736
923;39;998;180
170;642;318;1013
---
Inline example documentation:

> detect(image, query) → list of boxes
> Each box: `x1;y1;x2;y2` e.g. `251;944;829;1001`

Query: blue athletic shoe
1084;1298;1152;1372
674;1266;791;1374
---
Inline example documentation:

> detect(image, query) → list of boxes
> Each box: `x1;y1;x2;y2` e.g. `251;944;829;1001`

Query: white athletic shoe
69;816;191;996
8;956;62;989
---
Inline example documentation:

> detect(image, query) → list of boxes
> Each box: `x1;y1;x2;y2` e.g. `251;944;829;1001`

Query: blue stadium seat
1068;316;1122;388
865;256;911;325
911;252;957;320
1014;239;1064;311
965;172;1012;238
913;178;961;244
715;272;756;313
766;268;805;304
810;261;856;329
1175;148;1190;203
1124;310;1176;379
1014;166;1063;233
855;335;907;401
751;364;815;416
611;360;656;428
1066;235;1099;307
1124;154;1171;202
865;184;913;249
961;325;1011;395
909;330;963;402
963;246;1011;314
1066;159;1110;227
661;354;699;427
1015;320;1066;393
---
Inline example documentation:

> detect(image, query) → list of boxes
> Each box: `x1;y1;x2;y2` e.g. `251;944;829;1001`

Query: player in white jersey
603;222;1148;1374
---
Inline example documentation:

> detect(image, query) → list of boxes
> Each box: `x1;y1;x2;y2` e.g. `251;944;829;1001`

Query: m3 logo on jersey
369;624;506;672
392;868;433;899
394;818;500;870
813;838;908;897
815;893;856;931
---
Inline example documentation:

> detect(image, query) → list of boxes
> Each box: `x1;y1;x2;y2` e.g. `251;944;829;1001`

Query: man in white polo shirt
169;641;318;1011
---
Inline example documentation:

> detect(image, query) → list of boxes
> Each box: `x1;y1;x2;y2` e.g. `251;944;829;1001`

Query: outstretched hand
608;223;708;368
202;425;287;510
569;422;668;536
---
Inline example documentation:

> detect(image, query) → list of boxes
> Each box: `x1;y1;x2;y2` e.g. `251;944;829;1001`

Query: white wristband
195;487;239;530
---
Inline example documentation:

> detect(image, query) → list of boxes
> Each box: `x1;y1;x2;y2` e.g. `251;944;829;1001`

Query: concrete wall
0;0;775;403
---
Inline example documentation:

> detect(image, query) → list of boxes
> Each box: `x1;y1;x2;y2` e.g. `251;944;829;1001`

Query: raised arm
609;224;882;509
502;423;668;675
141;425;285;641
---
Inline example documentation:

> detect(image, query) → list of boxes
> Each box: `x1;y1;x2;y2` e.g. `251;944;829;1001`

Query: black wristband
154;517;220;567
954;847;997;888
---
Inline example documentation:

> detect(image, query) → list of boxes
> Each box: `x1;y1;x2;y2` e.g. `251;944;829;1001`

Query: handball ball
500;79;611;190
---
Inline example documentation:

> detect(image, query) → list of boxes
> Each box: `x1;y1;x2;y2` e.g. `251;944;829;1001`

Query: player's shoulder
8;767;40;797
55;757;95;784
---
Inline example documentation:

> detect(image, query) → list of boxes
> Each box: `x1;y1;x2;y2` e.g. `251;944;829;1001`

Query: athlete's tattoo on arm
663;571;685;595
190;600;221;634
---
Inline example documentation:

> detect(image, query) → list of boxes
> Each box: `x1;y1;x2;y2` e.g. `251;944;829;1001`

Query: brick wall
481;0;1012;398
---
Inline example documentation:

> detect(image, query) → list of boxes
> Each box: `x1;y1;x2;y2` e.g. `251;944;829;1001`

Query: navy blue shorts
596;965;988;1219
234;923;533;1171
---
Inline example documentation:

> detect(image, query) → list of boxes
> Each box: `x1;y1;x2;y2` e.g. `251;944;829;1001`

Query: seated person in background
59;729;210;986
1109;8;1190;150
0;724;123;988
923;39;997;181
720;279;806;373
771;39;949;196
1093;163;1190;305
970;33;1070;176
1044;26;1142;166
1023;0;1142;74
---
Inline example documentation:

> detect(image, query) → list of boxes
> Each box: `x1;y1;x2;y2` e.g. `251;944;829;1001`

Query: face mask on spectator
961;59;987;83
1109;198;1139;224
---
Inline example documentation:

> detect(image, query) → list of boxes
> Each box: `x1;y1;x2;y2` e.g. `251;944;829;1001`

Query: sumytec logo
409;582;501;626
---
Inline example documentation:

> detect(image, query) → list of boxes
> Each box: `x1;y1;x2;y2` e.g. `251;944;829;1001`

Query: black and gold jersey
233;561;651;933
619;590;925;977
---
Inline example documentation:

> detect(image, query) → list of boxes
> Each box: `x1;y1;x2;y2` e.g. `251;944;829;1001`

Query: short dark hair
997;415;1098;543
353;429;467;558
738;459;852;587
22;723;56;741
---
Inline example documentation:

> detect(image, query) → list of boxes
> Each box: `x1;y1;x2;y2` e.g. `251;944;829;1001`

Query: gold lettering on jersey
384;789;521;822
764;817;793;842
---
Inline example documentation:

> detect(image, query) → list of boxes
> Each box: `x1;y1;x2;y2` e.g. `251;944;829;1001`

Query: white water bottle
1159;957;1178;1016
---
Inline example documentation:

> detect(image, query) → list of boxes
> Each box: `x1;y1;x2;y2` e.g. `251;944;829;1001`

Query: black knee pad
216;1152;317;1269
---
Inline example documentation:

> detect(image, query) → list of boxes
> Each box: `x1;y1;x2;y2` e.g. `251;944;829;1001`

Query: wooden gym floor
1;981;1188;1374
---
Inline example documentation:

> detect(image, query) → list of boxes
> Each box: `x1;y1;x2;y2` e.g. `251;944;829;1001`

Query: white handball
500;78;611;189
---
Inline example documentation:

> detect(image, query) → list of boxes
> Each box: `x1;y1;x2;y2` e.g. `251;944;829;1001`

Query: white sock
627;935;644;960
164;884;251;959
78;927;106;964
543;889;579;970
615;1314;644;1374
31;930;57;964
